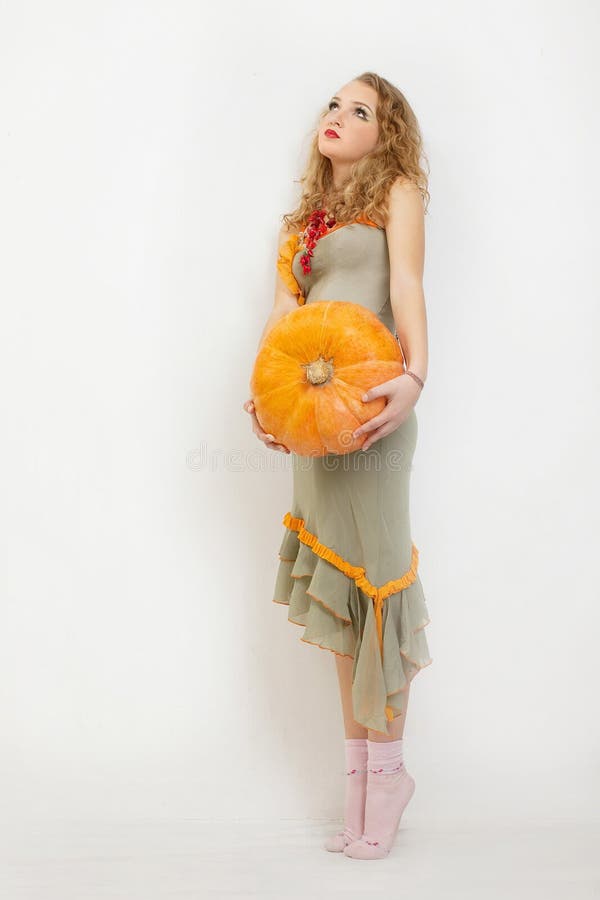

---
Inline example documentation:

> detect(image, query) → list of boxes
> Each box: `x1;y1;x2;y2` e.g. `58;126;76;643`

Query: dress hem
273;511;432;733
273;596;433;736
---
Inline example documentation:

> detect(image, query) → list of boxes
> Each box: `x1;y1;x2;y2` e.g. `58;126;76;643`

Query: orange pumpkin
250;300;405;456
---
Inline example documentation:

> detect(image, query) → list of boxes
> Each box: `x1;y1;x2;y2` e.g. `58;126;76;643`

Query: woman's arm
352;180;428;449
384;178;429;385
256;225;301;352
243;224;299;455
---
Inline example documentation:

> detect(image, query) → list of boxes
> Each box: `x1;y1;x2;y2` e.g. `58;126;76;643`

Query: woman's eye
327;100;367;120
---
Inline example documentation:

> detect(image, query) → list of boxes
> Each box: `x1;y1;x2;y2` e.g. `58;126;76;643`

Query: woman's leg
323;654;367;852
344;683;415;860
335;654;368;738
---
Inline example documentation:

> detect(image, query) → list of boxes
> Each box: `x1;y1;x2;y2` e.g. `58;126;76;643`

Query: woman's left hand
353;374;422;451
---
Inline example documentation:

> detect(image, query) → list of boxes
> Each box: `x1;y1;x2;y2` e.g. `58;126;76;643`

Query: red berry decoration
298;208;336;275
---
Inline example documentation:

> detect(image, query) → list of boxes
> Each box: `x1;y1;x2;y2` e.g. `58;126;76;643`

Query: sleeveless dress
272;215;433;735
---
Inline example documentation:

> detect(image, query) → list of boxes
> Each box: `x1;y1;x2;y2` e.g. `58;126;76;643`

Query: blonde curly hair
282;71;430;232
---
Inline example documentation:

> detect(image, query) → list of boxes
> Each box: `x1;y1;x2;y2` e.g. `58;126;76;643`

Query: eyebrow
330;96;374;114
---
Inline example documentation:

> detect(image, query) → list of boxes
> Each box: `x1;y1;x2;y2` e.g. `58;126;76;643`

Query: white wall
0;0;598;827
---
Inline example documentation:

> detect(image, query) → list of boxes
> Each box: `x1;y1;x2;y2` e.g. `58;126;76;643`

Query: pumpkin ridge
313;387;334;453
330;379;366;432
317;296;333;352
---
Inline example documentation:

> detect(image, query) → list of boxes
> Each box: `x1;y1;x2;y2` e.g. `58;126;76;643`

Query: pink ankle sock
343;737;415;860
323;738;368;852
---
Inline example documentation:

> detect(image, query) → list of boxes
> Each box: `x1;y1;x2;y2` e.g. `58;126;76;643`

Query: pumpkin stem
303;356;334;386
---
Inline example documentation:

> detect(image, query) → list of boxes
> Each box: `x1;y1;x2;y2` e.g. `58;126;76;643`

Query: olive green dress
272;219;432;735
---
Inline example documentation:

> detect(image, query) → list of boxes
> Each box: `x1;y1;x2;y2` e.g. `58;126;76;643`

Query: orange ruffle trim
276;215;381;308
282;511;419;723
276;233;304;304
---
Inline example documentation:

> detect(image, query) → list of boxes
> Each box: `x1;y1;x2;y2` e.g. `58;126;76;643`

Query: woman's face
318;80;380;166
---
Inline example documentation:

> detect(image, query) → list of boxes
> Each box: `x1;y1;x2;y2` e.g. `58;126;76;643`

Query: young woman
244;72;433;860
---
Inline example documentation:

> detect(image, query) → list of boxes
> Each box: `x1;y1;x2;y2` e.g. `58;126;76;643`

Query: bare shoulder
382;176;424;228
388;174;422;200
384;176;425;286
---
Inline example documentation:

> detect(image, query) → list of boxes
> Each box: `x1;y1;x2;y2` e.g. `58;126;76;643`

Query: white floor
0;818;598;899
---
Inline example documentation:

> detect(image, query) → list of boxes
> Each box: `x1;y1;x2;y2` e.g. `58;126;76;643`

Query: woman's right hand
243;399;291;454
